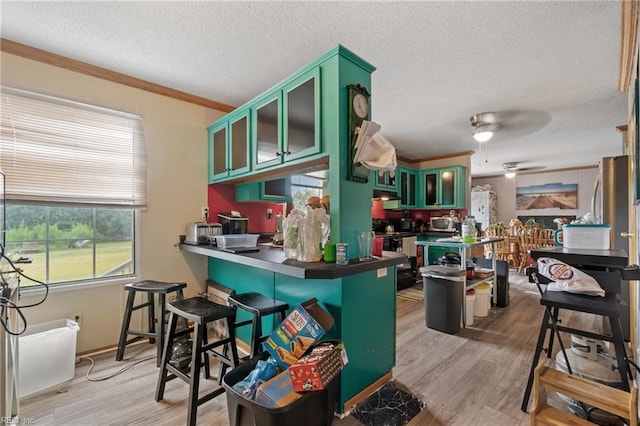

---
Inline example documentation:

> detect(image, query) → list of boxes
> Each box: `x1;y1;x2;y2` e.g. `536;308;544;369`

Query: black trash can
222;352;338;426
473;257;510;307
422;266;465;334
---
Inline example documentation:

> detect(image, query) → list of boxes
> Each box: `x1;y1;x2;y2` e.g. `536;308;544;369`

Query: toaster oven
185;222;222;245
429;216;458;232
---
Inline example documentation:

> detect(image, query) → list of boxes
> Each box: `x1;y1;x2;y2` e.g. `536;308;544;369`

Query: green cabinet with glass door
372;170;397;191
208;108;251;183
398;167;417;208
417;166;466;209
253;67;321;171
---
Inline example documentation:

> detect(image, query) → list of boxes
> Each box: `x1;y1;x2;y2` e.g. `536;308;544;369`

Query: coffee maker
217;212;248;234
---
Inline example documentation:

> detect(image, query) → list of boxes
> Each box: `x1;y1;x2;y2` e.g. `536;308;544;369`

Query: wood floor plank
19;270;596;425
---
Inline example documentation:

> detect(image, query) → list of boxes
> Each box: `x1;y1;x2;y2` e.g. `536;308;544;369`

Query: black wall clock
347;83;371;183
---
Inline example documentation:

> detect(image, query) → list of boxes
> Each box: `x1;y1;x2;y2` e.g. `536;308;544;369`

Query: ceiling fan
470;110;552;142
470;112;497;142
503;161;546;177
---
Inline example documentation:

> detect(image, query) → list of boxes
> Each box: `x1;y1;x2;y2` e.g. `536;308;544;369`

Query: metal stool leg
521;308;551;412
116;290;137;361
156;293;166;367
147;292;156;344
610;316;631;390
155;311;178;401
187;323;204;426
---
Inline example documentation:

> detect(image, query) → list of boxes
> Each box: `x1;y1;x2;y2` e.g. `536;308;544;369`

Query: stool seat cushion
126;280;187;293
228;292;289;316
169;297;236;324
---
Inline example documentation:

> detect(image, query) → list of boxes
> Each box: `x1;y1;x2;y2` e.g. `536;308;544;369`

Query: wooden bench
530;360;638;426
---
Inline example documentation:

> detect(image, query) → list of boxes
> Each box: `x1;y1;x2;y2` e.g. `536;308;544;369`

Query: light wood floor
19;272;591;425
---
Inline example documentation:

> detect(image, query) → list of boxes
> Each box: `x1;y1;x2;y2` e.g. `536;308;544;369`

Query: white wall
471;167;598;225
1;53;224;352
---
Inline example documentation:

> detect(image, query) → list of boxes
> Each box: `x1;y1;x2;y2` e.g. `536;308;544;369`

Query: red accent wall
207;184;287;233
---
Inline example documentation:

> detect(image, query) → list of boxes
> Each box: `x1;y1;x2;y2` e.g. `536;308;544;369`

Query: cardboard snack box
254;370;301;408
263;298;335;370
288;341;347;392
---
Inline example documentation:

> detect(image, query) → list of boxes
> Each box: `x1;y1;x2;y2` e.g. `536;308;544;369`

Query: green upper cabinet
372;170;397;191
418;166;466;209
208;109;251;182
254;68;321;170
235;177;292;202
398;167;417;208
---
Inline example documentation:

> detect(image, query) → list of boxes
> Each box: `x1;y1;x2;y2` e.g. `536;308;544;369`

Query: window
291;174;325;210
0;87;147;289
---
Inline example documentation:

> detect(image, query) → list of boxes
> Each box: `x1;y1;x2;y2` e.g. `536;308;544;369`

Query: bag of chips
537;257;605;297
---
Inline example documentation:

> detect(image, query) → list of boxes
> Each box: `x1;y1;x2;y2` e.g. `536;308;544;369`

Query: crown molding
0;38;236;112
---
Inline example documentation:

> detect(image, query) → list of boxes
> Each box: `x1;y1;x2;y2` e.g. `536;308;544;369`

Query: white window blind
0;86;147;208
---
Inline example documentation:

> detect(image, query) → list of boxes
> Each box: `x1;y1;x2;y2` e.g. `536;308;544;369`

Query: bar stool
116;280;187;367
155;296;240;426
520;268;631;412
228;292;289;357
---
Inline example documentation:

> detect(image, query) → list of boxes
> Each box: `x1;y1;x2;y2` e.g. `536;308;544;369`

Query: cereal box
288;341;347;392
254;370;301;408
263;298;334;370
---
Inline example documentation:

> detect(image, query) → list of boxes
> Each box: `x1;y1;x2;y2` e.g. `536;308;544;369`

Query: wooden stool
155;296;240;426
227;292;289;358
116;280;187;367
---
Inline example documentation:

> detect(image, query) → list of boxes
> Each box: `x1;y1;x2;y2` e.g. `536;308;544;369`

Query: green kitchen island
182;243;405;413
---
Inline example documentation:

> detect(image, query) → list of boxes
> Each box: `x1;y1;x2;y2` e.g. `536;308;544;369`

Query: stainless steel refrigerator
592;155;630;340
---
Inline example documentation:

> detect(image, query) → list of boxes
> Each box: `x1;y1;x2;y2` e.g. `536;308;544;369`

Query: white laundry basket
19;318;79;397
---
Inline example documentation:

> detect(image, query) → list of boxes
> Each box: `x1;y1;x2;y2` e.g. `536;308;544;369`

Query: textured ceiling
0;1;627;177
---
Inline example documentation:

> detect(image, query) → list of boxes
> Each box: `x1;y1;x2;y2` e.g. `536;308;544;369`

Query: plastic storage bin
465;290;476;326
19;318;79;397
215;234;259;249
222;352;338;426
556;224;611;249
422;266;465;334
474;283;492;317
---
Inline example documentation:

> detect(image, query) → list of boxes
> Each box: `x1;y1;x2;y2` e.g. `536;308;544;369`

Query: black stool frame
155;297;240;426
521;269;631;413
116;280;186;367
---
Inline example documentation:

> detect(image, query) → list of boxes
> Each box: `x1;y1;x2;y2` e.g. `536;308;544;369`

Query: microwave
429;216;458;231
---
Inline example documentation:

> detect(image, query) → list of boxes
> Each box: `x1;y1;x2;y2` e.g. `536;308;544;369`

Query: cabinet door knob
275;151;282;156
621;232;634;238
285;151;292;155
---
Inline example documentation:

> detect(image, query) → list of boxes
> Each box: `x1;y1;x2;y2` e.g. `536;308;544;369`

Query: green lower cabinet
208;257;397;413
274;268;396;413
208;258;277;346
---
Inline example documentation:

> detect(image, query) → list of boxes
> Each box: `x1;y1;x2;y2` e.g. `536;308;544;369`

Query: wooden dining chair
484;224;518;266
517;225;545;275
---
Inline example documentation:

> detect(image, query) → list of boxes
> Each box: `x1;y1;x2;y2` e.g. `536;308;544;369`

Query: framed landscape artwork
515;183;578;210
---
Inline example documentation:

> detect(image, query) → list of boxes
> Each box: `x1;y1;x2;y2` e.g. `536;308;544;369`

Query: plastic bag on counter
231;356;279;400
283;209;305;259
297;207;329;262
537;257;605;297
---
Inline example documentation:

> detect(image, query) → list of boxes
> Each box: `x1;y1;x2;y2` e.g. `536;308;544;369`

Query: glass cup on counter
372;236;384;257
357;231;374;260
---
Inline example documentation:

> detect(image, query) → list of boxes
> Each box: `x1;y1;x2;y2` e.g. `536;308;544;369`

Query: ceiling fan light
473;125;493;142
504;171;516;178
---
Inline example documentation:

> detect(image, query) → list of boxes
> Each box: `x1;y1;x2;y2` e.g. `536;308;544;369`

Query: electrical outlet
202;206;209;219
72;312;83;327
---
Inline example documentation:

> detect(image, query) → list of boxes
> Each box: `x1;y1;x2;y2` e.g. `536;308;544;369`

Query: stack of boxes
252;298;347;408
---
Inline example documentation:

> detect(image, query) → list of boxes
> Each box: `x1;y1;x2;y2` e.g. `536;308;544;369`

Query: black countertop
531;247;629;268
181;243;408;280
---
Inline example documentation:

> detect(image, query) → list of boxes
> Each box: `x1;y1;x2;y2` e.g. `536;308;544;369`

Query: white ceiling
0;1;628;177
